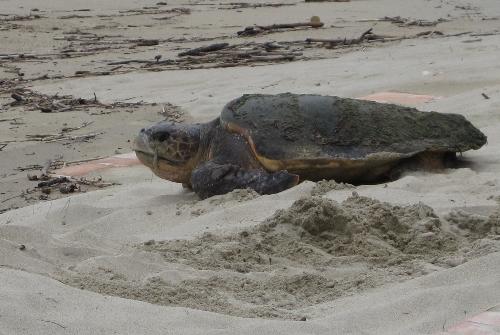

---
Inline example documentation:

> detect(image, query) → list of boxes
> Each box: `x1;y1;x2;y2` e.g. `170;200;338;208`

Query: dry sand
1;0;500;334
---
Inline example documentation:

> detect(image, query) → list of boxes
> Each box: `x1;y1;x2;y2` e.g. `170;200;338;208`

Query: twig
0;143;7;151
108;59;154;65
24;132;102;143
219;2;295;9
48;132;102;143
482;93;490;99
380;16;447;27
238;18;323;36
62;156;107;165
1;193;24;203
306;28;377;46
134;39;159;46
37;176;69;188
178;43;230;56
15;164;43;171
0;117;22;123
41;320;66;329
258;21;324;30
61;121;94;133
1;189;36;203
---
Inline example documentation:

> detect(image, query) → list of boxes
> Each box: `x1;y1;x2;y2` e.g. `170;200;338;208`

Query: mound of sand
310;180;355;196
58;194;500;320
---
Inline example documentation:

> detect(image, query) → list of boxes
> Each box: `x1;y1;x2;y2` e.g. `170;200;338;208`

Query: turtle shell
220;93;486;181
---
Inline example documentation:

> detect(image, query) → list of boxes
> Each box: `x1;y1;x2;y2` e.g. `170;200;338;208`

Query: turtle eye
152;131;170;142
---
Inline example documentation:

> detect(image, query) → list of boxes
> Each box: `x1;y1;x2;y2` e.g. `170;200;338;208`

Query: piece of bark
37;176;68;188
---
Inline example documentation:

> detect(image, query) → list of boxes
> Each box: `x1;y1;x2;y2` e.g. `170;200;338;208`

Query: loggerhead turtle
134;93;486;199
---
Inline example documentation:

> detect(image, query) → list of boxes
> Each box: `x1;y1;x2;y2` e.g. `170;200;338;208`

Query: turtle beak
133;128;154;155
134;129;155;170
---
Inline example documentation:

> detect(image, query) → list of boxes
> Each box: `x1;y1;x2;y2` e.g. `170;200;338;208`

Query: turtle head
134;122;201;183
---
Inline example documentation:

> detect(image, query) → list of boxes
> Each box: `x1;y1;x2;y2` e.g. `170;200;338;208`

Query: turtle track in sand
59;193;500;320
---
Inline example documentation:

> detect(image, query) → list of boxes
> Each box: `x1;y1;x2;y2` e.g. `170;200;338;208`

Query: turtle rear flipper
190;161;299;199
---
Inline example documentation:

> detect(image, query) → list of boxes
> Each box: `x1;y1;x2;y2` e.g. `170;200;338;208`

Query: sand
1;0;500;334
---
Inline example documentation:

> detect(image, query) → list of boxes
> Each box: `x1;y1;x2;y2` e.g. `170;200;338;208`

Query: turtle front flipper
190;161;299;199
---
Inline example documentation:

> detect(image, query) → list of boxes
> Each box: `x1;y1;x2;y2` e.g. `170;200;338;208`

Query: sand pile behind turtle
58;195;500;320
310;179;355;196
266;194;458;257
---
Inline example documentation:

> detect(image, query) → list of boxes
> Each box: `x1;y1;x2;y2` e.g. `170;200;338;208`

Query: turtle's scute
221;93;487;161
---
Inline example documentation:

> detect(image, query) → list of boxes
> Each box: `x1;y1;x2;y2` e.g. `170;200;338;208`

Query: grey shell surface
220;93;487;161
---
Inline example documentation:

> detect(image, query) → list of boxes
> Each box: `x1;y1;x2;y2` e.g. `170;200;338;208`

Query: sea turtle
134;93;486;199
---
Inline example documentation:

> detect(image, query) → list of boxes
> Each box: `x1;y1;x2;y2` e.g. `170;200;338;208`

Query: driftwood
118;7;190;16
108;59;153;65
61;121;94;133
134;39;159;46
58;14;92;19
23;120;100;143
178;43;230;56
238;17;323;36
306;28;379;46
305;0;349;2
381;16;447;27
246;54;295;62
37;176;69;188
0;117;22;123
24;132;102;143
219;2;295;10
416;30;444;37
8;89;117;113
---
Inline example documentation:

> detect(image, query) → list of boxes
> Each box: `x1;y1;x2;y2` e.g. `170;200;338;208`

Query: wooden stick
0;117;22;122
108;59;153;65
305;0;349;2
238;19;323;36
257;21;324;30
37;176;69;188
306;28;375;45
178;43;230;57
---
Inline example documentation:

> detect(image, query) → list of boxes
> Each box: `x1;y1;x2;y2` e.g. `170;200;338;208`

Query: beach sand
1;0;500;334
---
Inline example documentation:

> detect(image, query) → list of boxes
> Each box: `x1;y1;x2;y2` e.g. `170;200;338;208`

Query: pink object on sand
53;152;140;177
438;306;500;334
360;91;440;105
